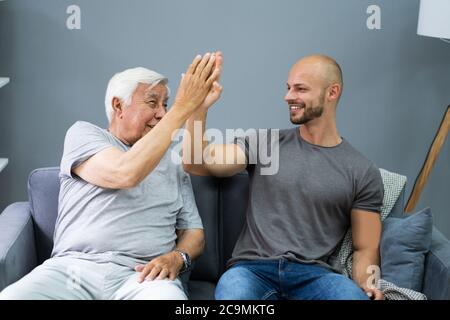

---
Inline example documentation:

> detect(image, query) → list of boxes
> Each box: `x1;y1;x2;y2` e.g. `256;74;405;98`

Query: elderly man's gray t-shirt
228;128;383;272
52;121;203;268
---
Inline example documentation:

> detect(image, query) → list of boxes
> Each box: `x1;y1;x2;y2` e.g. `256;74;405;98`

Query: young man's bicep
351;209;382;251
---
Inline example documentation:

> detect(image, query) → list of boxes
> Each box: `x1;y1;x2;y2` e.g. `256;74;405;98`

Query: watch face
184;253;191;265
182;253;191;269
176;250;191;272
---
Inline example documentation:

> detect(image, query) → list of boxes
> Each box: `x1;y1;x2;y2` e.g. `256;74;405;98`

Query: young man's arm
351;209;385;300
182;109;247;177
74;54;220;189
182;52;247;177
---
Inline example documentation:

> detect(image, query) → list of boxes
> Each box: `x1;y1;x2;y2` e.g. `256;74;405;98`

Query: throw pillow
381;207;433;291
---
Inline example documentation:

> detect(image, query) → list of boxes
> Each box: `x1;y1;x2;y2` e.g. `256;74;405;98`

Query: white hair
104;67;170;123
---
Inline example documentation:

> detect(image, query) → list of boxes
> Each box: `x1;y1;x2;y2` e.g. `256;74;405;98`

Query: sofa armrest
0;202;37;291
422;227;450;300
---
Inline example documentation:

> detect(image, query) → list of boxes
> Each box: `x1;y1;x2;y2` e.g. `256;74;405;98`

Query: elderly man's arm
351;208;384;300
135;228;205;282
73;112;189;189
73;54;220;189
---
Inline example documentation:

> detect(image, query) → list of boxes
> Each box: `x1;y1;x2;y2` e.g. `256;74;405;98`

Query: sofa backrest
28;168;60;264
189;175;221;282
27;167;405;282
219;173;249;271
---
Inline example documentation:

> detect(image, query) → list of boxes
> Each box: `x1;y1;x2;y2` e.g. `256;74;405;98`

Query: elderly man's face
120;83;168;145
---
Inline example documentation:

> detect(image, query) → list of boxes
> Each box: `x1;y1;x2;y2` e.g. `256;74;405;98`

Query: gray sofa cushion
381;207;433;291
220;172;249;270
187;280;216;300
189;175;221;282
0;202;37;290
27;167;60;264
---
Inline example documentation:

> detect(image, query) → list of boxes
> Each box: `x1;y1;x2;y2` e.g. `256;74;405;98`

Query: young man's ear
327;83;342;102
111;97;124;119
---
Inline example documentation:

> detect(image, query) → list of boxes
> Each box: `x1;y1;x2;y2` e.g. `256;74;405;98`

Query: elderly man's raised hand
173;52;221;116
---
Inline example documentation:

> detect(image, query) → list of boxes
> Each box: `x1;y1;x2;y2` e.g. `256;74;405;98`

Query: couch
0;167;449;299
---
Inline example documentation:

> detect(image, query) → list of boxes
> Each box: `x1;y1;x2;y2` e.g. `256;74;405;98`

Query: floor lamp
405;0;450;213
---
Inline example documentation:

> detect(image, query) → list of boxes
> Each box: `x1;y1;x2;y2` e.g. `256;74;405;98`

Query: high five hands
172;51;223;117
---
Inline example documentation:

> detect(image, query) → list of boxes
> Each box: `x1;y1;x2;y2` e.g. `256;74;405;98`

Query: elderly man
0;53;220;300
183;54;385;300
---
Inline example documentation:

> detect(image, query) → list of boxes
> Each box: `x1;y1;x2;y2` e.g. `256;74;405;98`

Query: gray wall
0;0;449;236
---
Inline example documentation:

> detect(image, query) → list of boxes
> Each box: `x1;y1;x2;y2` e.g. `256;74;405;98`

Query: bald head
291;54;343;92
285;54;344;123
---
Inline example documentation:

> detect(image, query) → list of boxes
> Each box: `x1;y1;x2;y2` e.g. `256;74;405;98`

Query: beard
289;92;325;125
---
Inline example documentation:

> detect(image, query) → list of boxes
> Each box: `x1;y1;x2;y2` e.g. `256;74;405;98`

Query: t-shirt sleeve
60;121;115;178
176;169;204;230
352;164;384;213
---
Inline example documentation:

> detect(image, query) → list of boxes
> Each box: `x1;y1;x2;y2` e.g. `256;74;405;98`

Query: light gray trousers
0;256;187;300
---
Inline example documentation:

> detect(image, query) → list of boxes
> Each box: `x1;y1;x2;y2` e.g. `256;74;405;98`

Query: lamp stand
405;105;450;213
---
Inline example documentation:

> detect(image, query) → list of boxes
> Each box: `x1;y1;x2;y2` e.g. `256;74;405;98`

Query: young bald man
183;53;385;300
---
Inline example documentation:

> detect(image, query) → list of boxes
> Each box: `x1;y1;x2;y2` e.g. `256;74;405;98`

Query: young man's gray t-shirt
229;128;383;272
52;121;203;268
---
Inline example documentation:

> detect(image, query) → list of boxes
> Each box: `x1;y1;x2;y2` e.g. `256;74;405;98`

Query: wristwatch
174;249;191;274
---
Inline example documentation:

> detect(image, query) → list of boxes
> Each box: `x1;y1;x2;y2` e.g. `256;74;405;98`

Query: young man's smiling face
284;62;326;125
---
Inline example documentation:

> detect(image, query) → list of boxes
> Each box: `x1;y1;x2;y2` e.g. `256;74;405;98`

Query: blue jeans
215;259;369;300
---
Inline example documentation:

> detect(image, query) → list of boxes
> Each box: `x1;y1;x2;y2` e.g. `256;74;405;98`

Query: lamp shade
417;0;450;39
